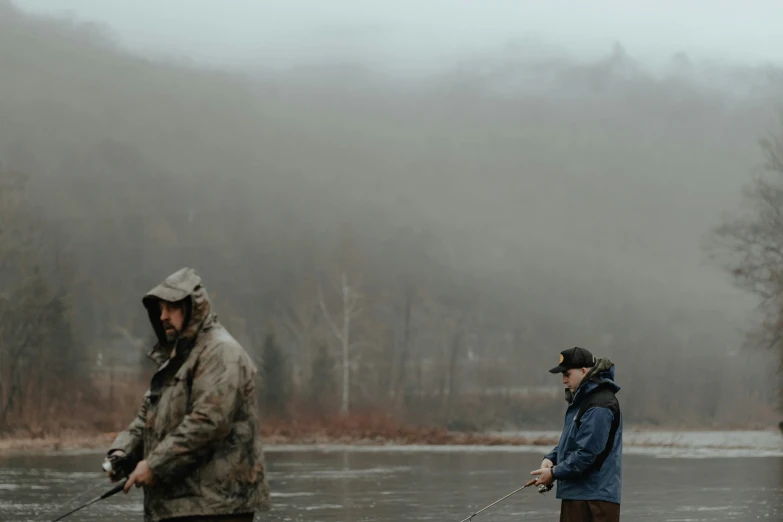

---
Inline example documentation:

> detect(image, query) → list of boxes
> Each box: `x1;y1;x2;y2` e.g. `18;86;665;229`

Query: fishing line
458;479;553;522
34;475;107;522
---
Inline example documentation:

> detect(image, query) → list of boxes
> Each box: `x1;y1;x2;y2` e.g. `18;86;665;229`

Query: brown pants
560;500;620;522
160;515;254;522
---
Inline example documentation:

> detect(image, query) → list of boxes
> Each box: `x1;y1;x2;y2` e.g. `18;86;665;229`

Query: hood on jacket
142;267;214;364
565;357;621;403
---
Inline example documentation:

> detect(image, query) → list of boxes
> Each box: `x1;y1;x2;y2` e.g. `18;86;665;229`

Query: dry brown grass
260;413;558;446
0;431;116;453
0;412;558;452
2;411;779;453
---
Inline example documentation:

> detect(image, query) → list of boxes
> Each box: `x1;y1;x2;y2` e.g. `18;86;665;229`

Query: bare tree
393;281;415;404
279;275;322;396
373;278;417;406
712;124;783;349
711;119;783;416
318;272;363;415
0;170;82;429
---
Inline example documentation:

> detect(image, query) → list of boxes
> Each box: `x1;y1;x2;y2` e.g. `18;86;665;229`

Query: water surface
0;441;780;521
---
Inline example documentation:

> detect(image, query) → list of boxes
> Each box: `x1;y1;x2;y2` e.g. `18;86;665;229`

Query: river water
0;434;781;521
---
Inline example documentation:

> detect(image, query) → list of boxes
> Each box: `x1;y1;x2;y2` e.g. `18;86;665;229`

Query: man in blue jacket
530;346;622;522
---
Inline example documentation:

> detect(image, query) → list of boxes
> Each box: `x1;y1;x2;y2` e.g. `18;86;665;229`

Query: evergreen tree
262;327;288;417
309;342;335;414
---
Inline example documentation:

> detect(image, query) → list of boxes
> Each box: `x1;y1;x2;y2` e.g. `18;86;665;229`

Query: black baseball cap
549;346;596;374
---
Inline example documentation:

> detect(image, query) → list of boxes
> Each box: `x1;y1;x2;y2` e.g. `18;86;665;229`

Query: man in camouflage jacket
107;267;270;522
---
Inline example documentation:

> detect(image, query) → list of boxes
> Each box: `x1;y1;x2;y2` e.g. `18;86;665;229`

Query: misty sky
15;0;783;72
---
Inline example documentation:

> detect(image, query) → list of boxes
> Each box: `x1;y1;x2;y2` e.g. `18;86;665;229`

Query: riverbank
0;421;560;453
0;415;780;454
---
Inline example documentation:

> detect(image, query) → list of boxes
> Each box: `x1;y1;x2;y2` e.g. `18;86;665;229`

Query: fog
16;0;783;71
0;0;780;432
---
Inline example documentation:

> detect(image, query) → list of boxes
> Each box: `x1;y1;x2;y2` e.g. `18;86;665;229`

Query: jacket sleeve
109;390;150;461
145;343;242;481
543;446;558;465
552;407;613;480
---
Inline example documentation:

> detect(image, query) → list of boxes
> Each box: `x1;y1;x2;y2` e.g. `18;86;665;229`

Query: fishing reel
538;483;554;494
101;452;136;481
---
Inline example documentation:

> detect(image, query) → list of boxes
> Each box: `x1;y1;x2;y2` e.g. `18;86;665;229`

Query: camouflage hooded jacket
109;268;271;522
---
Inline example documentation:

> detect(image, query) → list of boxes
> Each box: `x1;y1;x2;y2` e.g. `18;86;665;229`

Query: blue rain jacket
544;361;622;504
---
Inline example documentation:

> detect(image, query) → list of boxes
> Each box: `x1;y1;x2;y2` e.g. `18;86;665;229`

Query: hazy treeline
0;2;779;433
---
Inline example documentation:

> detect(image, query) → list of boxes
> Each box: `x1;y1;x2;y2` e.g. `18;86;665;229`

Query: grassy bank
0;414;558;453
1;413;779;454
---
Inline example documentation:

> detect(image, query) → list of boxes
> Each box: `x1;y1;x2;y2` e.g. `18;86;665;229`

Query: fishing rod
47;453;136;522
48;478;127;522
459;478;553;522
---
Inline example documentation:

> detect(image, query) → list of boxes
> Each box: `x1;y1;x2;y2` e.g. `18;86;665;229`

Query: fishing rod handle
101;478;128;499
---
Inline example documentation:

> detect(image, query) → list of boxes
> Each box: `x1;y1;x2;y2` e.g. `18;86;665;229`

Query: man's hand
530;467;555;487
541;458;554;469
123;460;155;493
